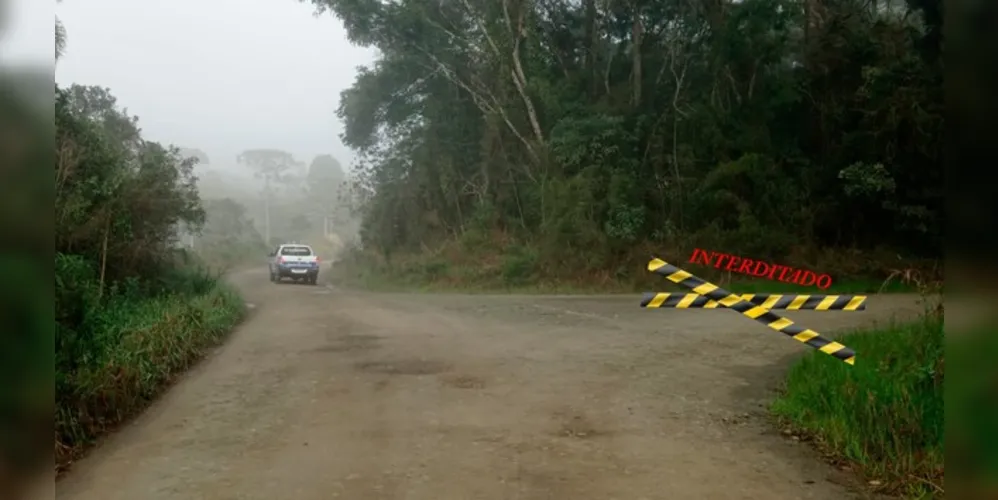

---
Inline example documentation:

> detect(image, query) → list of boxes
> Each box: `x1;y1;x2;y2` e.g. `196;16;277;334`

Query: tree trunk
98;218;110;301
264;177;272;244
506;0;545;146
585;0;598;98
630;4;643;108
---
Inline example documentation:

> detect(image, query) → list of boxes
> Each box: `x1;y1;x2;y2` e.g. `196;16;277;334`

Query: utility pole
263;177;272;245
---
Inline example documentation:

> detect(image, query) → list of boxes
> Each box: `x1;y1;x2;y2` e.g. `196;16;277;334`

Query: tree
237;149;300;184
195;198;267;268
307;154;345;192
236;149;303;243
56;18;66;61
63;84;142;154
306;154;346;232
56;85;204;286
203;198;252;237
302;0;941;266
178;148;210;167
56;0;67;61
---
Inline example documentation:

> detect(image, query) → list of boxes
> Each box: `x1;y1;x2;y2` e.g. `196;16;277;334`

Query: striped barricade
644;258;857;365
640;293;867;311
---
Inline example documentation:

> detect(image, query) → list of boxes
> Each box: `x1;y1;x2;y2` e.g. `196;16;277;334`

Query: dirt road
54;270;922;500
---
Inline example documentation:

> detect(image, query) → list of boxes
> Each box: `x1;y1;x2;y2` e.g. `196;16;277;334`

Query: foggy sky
53;0;376;172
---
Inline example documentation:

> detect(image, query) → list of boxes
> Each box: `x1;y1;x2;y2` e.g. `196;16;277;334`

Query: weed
772;266;943;497
771;314;944;497
501;245;538;286
55;259;244;472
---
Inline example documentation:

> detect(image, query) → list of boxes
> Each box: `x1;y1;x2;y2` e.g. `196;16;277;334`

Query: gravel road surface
52;270;922;500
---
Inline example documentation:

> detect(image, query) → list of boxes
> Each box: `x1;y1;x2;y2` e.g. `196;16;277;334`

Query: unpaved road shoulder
54;271;922;499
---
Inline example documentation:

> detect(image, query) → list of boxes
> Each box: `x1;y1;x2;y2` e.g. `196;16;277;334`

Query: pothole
439;374;486;389
313;334;381;353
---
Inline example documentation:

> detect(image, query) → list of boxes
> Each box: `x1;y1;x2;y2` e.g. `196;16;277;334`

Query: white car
268;243;320;285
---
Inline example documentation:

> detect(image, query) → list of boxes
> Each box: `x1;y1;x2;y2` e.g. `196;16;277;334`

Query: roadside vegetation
52;6;354;470
330;242;924;294
192;198;271;271
315;0;941;293
772;289;943;497
53;30;253;471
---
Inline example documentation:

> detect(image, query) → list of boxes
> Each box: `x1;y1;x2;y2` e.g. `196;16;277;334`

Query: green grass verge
55;281;245;471
771;313;943;498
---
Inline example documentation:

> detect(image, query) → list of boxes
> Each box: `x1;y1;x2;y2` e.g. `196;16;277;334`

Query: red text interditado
687;248;833;289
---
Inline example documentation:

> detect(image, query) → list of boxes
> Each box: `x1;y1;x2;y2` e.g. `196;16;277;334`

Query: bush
193;198;269;271
501;245;538;286
54;256;244;470
422;259;450;280
49;81;250;475
771;312;943;497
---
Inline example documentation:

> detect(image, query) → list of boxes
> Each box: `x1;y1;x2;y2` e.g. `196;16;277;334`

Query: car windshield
280;246;312;256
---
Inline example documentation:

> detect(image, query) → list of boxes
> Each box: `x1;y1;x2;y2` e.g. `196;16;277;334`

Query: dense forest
309;0;942;284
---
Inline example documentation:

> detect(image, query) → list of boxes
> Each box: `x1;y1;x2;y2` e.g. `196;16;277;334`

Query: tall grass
771;312;944;497
55;253;245;471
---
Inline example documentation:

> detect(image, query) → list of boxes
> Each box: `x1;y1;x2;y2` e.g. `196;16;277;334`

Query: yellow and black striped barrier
640;293;867;310
646;258;857;365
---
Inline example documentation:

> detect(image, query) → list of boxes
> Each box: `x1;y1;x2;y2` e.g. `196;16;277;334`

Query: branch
415;20;542;163
458;0;504;59
505;0;546;145
670;43;691;119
